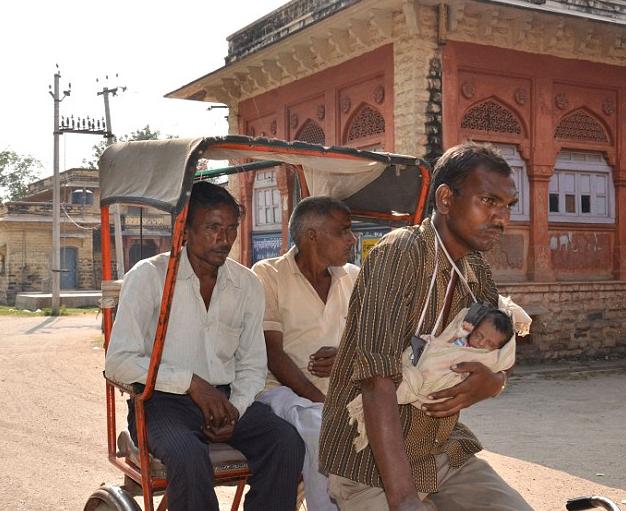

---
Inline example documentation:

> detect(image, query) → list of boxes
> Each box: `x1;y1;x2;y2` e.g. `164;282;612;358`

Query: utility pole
49;66;107;316
48;67;70;316
97;76;126;280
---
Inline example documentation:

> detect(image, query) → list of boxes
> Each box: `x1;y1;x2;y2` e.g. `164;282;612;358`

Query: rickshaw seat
116;431;249;481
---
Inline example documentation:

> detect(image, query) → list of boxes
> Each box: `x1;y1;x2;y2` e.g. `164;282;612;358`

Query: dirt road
0;314;624;510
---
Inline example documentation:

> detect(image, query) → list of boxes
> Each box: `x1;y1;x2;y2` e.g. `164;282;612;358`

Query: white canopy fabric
99;136;425;214
99;138;204;212
201;147;386;200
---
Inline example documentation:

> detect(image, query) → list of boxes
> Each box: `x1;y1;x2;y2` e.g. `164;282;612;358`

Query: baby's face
467;321;507;351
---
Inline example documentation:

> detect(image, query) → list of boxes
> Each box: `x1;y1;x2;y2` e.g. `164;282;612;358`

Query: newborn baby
347;295;530;452
451;306;514;351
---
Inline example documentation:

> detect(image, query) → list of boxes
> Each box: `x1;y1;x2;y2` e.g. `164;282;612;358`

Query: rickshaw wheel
83;484;141;511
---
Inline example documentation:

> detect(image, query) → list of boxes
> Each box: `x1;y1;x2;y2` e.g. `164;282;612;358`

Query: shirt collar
285;245;348;279
179;245;240;289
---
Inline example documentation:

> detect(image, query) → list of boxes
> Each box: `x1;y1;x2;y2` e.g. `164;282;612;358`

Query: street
0;313;624;510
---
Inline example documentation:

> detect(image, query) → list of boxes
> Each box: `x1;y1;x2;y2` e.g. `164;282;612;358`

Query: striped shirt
319;218;498;493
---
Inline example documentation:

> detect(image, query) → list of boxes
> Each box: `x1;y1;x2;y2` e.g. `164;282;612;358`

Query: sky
1;0;288;176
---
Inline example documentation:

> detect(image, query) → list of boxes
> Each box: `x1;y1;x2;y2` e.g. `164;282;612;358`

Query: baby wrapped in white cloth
347;295;531;452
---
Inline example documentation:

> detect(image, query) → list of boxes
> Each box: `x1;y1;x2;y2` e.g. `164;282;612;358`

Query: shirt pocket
214;321;243;361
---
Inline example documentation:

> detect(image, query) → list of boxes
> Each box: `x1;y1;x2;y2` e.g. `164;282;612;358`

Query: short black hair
482;309;514;348
186;181;241;226
288;196;350;247
428;142;512;211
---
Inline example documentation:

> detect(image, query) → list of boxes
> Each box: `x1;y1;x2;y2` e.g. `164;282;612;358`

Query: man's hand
421;362;505;417
202;422;237;443
188;374;239;441
308;346;337;377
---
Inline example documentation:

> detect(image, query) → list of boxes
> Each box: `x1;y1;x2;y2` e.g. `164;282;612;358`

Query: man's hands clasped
188;374;239;442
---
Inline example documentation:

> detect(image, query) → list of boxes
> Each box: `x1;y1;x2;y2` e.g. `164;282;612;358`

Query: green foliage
0;150;42;202
83;124;173;168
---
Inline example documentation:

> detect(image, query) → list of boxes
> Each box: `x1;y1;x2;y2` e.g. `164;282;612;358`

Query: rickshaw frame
95;135;430;511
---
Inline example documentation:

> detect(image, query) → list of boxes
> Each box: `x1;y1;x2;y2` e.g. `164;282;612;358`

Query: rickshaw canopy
98;135;430;222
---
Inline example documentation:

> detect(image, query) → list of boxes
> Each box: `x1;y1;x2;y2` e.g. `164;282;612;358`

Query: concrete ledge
15;291;101;311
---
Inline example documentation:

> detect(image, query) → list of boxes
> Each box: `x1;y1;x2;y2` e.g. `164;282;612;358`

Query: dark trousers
128;390;305;511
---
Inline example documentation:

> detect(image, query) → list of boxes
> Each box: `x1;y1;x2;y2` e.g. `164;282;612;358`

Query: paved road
0;314;624;510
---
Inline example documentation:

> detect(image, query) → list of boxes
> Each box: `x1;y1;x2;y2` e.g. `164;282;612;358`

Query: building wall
235;45;395;265
217;1;626;360
501;281;626;361
442;41;626;283
0;223;95;304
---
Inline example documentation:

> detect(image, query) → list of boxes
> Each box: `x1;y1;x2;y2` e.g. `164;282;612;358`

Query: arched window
295;119;325;145
345;104;385;145
461;100;523;135
554;109;609;144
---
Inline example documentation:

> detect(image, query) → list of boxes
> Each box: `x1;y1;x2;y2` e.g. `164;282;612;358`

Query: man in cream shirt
252;197;360;511
105;182;305;511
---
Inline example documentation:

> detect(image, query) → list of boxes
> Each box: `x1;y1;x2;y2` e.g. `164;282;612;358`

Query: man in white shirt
105;182;305;511
252;197;359;511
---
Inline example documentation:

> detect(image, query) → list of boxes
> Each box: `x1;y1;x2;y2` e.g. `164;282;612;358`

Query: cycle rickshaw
85;135;430;511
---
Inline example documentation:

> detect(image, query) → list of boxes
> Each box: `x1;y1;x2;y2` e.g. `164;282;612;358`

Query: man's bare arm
265;331;325;403
361;376;425;511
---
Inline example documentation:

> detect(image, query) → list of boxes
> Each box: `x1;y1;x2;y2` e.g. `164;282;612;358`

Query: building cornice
166;0;626;106
166;0;408;104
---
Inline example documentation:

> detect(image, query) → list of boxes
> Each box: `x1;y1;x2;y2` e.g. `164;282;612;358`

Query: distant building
0;168;171;305
169;0;626;360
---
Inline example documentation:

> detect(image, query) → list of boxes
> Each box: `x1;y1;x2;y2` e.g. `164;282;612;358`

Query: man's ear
304;227;317;243
435;184;454;215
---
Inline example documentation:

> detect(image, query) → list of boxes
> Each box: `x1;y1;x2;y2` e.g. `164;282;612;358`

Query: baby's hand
462;321;475;332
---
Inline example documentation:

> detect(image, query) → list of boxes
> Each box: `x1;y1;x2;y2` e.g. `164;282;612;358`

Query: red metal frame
101;203;249;511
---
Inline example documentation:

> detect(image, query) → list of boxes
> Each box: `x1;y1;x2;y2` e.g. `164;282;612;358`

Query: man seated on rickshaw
252;197;360;511
105;182;305;511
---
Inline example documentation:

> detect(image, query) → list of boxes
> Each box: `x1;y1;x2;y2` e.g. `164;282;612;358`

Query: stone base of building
500;281;626;362
14;291;101;311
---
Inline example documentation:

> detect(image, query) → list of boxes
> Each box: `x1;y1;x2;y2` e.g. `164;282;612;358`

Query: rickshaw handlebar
567;496;622;511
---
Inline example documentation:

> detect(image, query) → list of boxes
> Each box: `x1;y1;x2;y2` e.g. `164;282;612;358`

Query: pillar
527;170;555;282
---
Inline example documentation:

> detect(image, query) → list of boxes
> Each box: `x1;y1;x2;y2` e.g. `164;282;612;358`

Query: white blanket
347;295;531;452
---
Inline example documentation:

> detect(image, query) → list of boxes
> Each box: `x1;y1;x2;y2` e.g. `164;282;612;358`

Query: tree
0;150;42;202
83;125;166;168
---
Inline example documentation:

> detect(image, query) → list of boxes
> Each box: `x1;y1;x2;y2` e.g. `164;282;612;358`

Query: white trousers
258;386;338;511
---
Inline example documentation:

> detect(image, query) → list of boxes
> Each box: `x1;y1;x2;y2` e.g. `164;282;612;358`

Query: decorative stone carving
374;85;385;104
554;93;569;110
461;81;475;99
602;97;616;116
554;109;609;143
514;88;527;106
341;96;352;114
425;56;443;163
271;119;277;136
317;104;325;120
295;119;326;145
289;113;299;130
346;105;385;142
460;100;522;135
